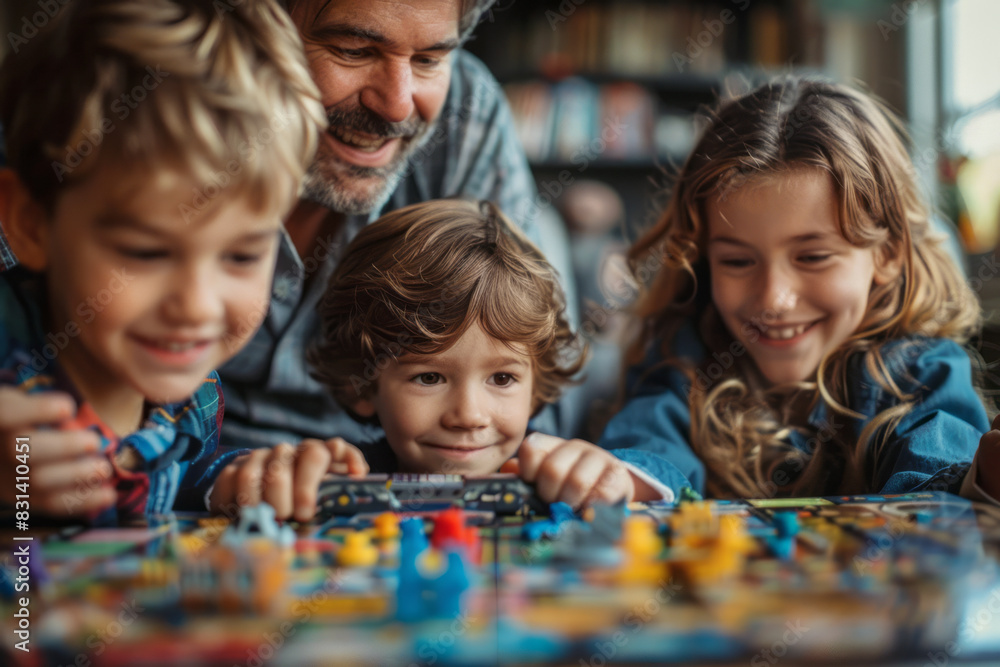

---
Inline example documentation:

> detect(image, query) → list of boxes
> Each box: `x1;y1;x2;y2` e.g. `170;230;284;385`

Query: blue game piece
395;573;424;622
550;502;575;524
401;517;429;553
773;511;800;537
396;518;427;622
764;512;799;560
432;550;469;618
522;502;576;541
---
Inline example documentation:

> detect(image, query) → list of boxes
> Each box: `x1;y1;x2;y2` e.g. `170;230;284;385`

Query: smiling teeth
158;341;199;352
332;128;389;152
760;324;808;340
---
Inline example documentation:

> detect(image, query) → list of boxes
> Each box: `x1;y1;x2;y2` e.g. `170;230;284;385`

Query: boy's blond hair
310;199;585;416
0;0;326;216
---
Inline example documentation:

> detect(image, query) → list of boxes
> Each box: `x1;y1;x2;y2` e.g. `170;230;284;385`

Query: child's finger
30;456;113;493
234;448;272;508
553;450;607;510
14;428;102;463
982;429;1000;450
342;445;370;476
291;439;335;521
523;432;565;452
208;453;255;514
533;444;584;504
516;433;566;482
991;413;1000;431
583;460;633;506
208;461;238;513
0;388;75;430
261;443;296;519
37;483;116;517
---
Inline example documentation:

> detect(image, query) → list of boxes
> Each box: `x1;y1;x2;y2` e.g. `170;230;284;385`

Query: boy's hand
977;414;1000;500
0;388;116;517
209;437;369;522
502;432;635;510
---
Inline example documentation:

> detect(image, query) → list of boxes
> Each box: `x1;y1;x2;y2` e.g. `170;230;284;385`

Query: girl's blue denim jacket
598;325;989;499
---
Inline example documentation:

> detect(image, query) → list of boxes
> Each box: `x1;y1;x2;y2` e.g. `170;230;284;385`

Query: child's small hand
209;437;369;522
977;414;1000;500
501;432;635;510
0;388;116;517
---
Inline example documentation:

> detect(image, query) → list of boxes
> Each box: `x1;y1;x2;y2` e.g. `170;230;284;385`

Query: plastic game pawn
401;517;429;553
372;512;402;565
522;501;575;541
373;512;401;540
618;517;665;585
431;507;481;564
432;550;470;618
766;511;800;561
337;531;380;568
397;518;429;621
671;514;752;585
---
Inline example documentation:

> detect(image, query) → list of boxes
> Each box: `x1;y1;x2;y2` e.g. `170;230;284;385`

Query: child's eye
799;254;832;265
226;252;264;265
718;258;753;268
492;373;516;387
413;372;443;386
118;247;167;261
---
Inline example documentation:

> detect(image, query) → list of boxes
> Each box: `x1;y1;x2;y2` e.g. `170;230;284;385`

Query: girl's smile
707;168;898;385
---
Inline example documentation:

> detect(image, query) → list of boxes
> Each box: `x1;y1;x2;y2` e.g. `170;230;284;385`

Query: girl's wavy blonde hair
628;77;981;498
310;199;585;417
1;0;326;216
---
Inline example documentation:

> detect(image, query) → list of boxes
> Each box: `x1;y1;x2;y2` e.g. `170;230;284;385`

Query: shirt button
272;275;299;301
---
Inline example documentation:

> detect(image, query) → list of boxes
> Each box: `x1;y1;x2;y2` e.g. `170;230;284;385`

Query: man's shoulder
450;50;503;99
440;50;510;130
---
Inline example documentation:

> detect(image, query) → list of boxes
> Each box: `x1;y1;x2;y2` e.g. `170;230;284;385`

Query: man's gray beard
301;122;436;216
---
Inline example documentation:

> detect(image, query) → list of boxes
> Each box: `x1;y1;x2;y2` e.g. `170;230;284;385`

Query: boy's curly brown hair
309;198;585;417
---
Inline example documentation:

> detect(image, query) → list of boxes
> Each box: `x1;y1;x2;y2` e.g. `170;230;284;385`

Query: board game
4;483;1000;666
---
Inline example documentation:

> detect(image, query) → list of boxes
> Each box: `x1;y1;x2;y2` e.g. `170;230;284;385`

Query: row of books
504;78;696;165
492;2;790;79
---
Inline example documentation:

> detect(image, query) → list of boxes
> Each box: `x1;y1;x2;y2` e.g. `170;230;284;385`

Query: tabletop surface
4;487;1000;666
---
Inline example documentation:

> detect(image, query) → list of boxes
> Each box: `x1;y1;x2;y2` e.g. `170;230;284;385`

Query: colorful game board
4;491;1000;666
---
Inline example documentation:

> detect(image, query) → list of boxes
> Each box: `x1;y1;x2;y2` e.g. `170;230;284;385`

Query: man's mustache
326;106;424;139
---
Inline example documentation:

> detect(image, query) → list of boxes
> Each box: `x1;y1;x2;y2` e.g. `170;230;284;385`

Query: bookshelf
465;0;907;236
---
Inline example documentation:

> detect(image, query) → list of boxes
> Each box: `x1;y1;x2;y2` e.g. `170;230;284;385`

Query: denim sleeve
869;339;988;495
598;354;706;497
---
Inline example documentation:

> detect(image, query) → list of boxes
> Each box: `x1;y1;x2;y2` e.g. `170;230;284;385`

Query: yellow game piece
670;513;753;585
373;512;401;540
337;531;380;567
623;517;661;559
619;517;665;585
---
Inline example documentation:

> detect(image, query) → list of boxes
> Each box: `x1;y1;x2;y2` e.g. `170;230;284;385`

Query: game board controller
315;472;545;519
